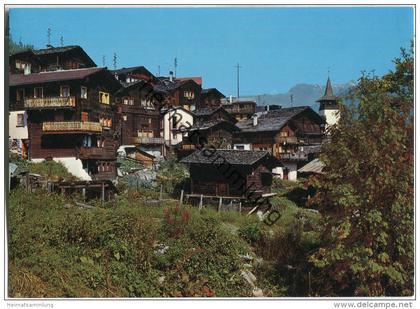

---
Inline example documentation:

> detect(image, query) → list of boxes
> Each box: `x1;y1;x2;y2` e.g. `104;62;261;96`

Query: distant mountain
248;81;356;110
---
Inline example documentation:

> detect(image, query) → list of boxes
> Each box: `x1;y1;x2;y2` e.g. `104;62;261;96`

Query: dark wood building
178;106;239;157
199;88;225;109
114;80;163;149
154;75;202;111
180;149;281;198
234;106;325;181
111;66;157;84
9;67;122;181
222;98;257;122
9;45;96;74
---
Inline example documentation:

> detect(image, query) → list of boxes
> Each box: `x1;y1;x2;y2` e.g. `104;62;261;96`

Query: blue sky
8;7;414;96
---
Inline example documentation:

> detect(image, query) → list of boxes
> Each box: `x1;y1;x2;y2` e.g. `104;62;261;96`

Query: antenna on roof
235;63;242;98
60;36;64;47
174;57;178;78
158;65;161;77
113;53;117;70
47;27;52;47
102;55;106;67
290;94;294;108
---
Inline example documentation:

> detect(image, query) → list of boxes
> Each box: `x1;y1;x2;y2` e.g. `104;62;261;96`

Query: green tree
309;47;414;296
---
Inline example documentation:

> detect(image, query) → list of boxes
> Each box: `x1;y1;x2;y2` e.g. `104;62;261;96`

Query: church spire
324;77;334;97
316;75;340;129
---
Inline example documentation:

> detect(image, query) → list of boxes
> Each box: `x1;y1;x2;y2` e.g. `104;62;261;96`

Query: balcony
277;136;299;144
25;96;76;109
42;121;102;133
278;152;308;161
78;147;116;160
226;108;255;114
92;171;116;181
133;136;164;145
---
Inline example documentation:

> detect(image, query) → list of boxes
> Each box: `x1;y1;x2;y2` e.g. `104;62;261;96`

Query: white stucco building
9;111;29;158
162;107;194;146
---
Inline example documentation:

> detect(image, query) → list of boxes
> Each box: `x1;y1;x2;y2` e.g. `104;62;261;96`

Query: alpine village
8;43;414;298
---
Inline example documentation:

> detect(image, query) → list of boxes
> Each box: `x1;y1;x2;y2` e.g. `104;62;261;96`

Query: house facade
222;97;257;122
199;88;225;109
162;106;195;147
9;67;122;181
234;106;325;181
181;149;281;199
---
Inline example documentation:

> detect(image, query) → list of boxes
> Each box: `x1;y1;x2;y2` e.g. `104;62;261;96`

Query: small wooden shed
180;149;281;199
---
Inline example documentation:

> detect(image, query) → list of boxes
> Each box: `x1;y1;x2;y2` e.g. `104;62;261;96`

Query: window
184;91;195;100
60;85;70;97
34;87;43;98
123;115;127;121
16;89;25;101
123;97;134;105
16;113;25;127
99;91;110;104
81;87;88;99
280;131;288;137
81;112;89;122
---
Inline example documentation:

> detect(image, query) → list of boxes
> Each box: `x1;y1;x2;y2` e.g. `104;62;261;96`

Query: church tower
316;77;340;130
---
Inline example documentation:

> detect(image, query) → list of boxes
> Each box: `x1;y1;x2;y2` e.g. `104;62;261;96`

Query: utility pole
60;36;64;47
47;27;51;46
102;55;106;67
290;94;294;107
174;57;178;78
235;63;242;98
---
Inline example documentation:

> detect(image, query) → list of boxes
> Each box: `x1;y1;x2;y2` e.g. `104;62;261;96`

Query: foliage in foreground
9;153;77;181
8;188;251;297
309;47;414;296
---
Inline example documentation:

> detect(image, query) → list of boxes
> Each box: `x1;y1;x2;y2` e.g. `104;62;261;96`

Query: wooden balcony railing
278;152;308;161
25;96;76;109
226;108;255;114
133;136;164;144
92;171;116;181
42;121;102;133
78;147;116;159
277;136;299;144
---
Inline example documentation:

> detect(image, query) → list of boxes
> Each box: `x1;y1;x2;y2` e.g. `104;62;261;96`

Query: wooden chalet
180;149;281;199
124;146;156;169
222;98;257;122
9;45;96;74
111;66;157;84
178;106;239;157
154;74;202;111
9;67;122;181
114;80;163;151
234;106;325;180
199;88;225;109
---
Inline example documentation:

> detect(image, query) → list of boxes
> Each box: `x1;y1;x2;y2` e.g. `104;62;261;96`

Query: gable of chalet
193;106;237;124
236;106;324;135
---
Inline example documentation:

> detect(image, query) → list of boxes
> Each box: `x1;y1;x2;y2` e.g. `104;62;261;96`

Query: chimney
266;105;270;111
169;71;174;82
253;115;258;126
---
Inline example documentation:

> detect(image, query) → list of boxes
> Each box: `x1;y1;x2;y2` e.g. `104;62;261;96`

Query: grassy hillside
8;179;321;297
